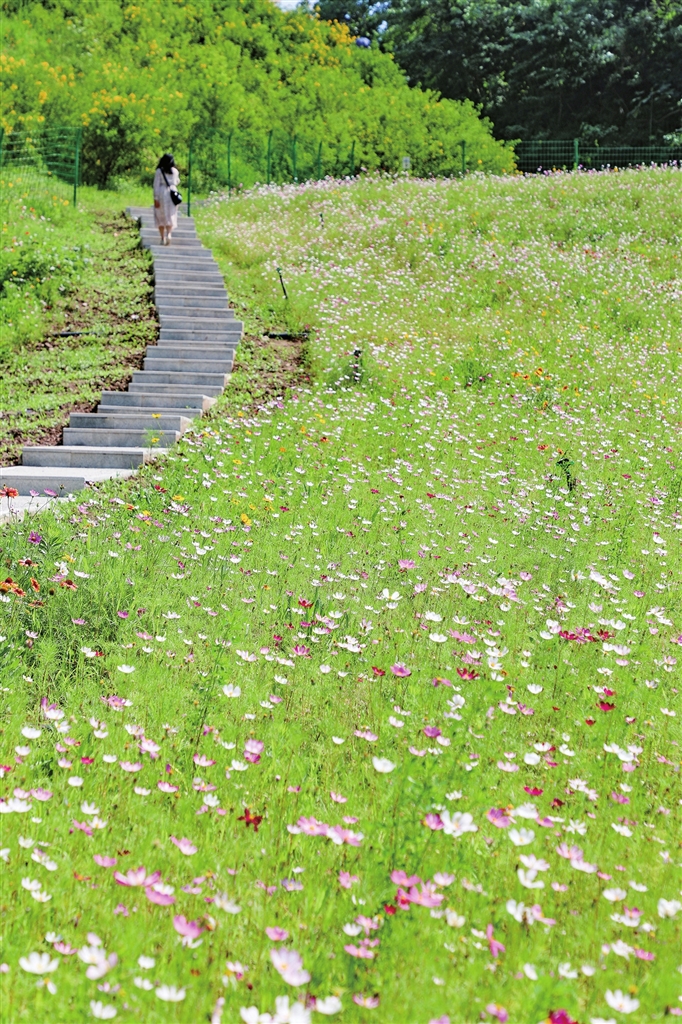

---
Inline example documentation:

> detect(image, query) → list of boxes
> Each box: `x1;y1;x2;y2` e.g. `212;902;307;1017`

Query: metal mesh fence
515;140;682;174
0;127;82;206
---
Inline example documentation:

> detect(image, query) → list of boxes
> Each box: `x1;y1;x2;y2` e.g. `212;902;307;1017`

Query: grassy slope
1;170;681;1024
0;187;156;465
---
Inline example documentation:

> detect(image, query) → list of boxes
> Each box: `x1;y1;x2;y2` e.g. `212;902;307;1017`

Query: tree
384;0;682;143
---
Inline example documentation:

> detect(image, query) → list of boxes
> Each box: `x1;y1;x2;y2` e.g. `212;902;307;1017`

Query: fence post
267;130;273;185
227;133;232;193
460;139;466;176
317;141;322;180
73;128;81;207
187;139;192;217
573;138;579;170
292;135;297;182
349;140;355;176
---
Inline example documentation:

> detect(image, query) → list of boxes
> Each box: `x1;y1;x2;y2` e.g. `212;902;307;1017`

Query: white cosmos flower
523;963;538;980
19;952;59;974
137;956;155;969
611;823;633;837
156;985;186;1002
134;977;154;990
372;757;395;773
31;890;52;902
558;963;578;979
509;828;535;847
527;684;543;694
316;995;343;1015
21;878;42;891
581;965;596;976
519;854;549;871
605;990;639;1014
116;665;135;674
517;868;544;889
445;909;465;928
429;633;447;643
658;898;681;918
21;727;41;739
90;1001;117;1020
423;611;442;622
222;684;241;698
513;803;538;819
523;752;541;765
603;888;627;902
441;811;478;837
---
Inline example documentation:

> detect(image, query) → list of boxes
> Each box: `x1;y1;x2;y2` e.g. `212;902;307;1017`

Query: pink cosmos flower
330;791;347;803
114;867;161;888
339;871;359;889
292;645;310;657
556;843;583;861
146;886;176;906
408;883;444;908
193;753;216;767
345;944;375;959
424;726;442;738
487;808;512;829
93;855;117;868
391;870;422;886
390;663;411;677
486;1004;509;1023
327;826;363;846
297;815;329;836
158;781;179;793
54;942;77;955
72;820;94;837
424;813;444;831
30;788;53;801
486;924;506;958
170;836;197;855
353;994;380;1008
265;927;289;941
120;761;142;773
100;695;132;710
173;915;204;939
633;948;655;961
354;729;378;741
398;559;415;569
113;904;129;916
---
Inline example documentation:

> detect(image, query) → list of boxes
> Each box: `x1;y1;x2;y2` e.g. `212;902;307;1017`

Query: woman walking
153;153;180;245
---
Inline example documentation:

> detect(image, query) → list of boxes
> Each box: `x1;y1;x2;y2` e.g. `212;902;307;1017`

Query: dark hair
157;153;176;173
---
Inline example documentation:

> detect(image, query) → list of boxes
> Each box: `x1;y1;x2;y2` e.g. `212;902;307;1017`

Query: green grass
1;169;681;1024
0;185;156;465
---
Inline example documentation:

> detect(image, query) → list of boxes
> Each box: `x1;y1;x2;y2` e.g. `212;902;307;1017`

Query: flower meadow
1;169;682;1024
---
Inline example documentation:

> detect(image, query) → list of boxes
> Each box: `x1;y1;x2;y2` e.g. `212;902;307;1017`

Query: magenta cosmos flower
390;663;411;677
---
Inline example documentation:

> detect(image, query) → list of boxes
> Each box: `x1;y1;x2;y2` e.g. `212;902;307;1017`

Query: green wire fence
0;127;82;207
1;127;680;213
515;139;682;174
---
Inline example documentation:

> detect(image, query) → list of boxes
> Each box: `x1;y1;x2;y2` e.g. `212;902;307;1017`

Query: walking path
0;208;240;520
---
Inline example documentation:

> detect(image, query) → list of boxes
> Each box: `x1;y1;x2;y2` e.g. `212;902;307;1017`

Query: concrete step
132;370;229;387
151;344;237;356
22;446;165;469
64;428;181;447
156;299;233;313
154;273;225;285
100;391;216;411
98;404;203;419
159;329;242;343
69;412;192;431
128;381;226;397
158;316;241;331
157;305;234;318
0;466;135;495
142;357;234;373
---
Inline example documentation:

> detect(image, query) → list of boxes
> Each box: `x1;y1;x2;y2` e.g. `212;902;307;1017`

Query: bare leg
158;225;165;244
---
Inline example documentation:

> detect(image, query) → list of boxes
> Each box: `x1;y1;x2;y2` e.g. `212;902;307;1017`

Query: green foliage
0;188;156;463
385;0;682;144
0;0;514;188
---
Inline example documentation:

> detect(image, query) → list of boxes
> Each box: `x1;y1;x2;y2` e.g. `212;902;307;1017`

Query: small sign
402;156;411;171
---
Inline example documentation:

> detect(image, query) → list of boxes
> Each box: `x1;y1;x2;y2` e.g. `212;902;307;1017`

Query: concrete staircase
1;207;239;515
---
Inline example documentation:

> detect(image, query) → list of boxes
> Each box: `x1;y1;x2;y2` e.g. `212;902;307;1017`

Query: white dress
153;166;180;229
